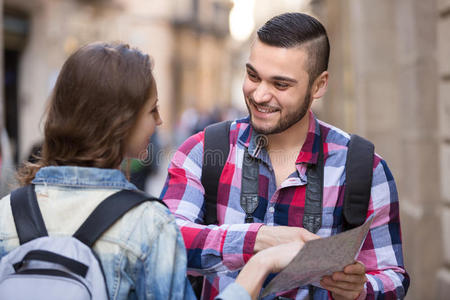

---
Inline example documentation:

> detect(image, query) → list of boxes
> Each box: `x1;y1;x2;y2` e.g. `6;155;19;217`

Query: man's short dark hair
257;12;330;86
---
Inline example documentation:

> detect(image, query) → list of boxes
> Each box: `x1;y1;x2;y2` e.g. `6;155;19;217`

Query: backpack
0;184;165;300
201;121;375;230
190;121;375;298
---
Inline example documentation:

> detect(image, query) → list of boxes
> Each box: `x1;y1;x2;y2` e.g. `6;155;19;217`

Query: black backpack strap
240;147;259;223
13;249;89;277
202;120;232;225
73;189;166;247
10;184;48;245
343;134;375;230
303;134;324;234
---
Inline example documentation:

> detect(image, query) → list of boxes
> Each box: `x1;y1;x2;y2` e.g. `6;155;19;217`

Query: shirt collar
32;166;137;190
295;111;323;165
237;116;252;149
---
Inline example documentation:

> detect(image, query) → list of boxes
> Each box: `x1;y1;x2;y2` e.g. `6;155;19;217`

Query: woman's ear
311;71;329;99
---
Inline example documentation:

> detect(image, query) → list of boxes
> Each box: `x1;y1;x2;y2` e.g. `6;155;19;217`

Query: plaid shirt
161;112;409;300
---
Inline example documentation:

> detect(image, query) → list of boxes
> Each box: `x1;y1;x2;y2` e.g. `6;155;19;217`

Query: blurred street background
1;0;449;298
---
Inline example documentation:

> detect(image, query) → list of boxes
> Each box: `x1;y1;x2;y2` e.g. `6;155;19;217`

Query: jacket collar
32;166;137;190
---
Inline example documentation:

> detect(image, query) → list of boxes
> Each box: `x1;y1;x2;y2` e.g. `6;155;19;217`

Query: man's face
243;39;313;135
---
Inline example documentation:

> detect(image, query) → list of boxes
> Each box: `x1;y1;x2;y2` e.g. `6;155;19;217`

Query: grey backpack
0;184;164;300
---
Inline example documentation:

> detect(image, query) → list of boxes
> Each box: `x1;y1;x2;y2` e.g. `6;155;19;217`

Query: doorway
3;8;29;163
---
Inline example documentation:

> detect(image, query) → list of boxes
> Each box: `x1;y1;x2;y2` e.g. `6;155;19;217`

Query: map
261;215;374;298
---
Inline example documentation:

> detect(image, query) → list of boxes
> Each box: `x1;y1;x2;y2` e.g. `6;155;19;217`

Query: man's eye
275;82;289;89
247;72;259;81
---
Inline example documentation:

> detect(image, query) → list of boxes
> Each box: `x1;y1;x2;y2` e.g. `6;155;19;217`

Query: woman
0;42;304;300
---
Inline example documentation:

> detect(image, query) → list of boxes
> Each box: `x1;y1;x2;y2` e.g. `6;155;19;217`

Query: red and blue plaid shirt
161;112;409;299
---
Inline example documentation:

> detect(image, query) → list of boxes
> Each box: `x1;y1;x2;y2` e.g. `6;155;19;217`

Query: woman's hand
236;231;320;300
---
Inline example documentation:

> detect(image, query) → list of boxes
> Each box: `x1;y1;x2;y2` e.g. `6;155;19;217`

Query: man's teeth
256;105;275;113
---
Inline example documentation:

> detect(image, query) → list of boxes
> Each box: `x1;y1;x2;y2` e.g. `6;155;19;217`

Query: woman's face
125;81;162;159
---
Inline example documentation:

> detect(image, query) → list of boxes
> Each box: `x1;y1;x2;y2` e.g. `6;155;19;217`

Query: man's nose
253;82;272;103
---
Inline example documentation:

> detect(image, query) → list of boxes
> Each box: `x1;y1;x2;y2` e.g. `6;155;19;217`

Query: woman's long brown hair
17;42;154;185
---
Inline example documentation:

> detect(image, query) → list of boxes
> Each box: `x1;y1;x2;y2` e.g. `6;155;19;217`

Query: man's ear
311;71;329;99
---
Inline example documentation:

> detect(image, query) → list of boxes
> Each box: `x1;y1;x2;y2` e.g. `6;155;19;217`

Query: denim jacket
0;166;249;300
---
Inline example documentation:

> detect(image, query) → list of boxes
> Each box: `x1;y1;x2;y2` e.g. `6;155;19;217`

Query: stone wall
3;0;176;158
395;1;441;298
0;0;3;129
437;0;450;297
313;0;446;297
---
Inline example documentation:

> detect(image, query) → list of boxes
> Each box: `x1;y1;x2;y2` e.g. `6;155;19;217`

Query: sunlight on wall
229;0;255;41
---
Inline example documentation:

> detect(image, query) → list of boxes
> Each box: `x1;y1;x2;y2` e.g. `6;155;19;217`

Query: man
162;13;409;299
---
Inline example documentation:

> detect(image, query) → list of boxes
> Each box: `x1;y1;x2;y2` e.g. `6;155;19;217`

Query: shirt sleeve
160;131;262;274
356;156;410;299
139;205;197;300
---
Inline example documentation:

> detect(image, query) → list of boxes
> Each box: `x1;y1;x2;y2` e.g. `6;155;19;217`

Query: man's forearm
176;218;263;272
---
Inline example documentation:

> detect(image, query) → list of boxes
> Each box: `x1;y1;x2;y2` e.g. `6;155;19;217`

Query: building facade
1;0;450;298
1;0;232;163
311;0;450;298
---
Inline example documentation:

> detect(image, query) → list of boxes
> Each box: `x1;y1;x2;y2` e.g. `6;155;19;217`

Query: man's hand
254;225;319;253
320;261;367;300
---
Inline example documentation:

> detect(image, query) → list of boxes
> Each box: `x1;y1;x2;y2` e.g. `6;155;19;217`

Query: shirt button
268;207;275;213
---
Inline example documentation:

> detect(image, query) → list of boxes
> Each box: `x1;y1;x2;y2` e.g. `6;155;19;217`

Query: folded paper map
261;214;374;298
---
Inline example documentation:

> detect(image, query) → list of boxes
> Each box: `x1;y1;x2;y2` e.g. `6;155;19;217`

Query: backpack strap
303;134;324;234
303;133;375;233
73;189;166;247
10;184;48;245
202;120;232;225
13;249;89;277
343;134;374;230
240;147;259;223
302;133;373;299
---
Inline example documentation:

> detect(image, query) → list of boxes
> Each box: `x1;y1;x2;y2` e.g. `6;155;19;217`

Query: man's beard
247;88;312;135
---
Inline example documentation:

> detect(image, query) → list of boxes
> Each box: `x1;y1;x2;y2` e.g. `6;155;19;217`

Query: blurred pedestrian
0;128;16;197
127;131;161;191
